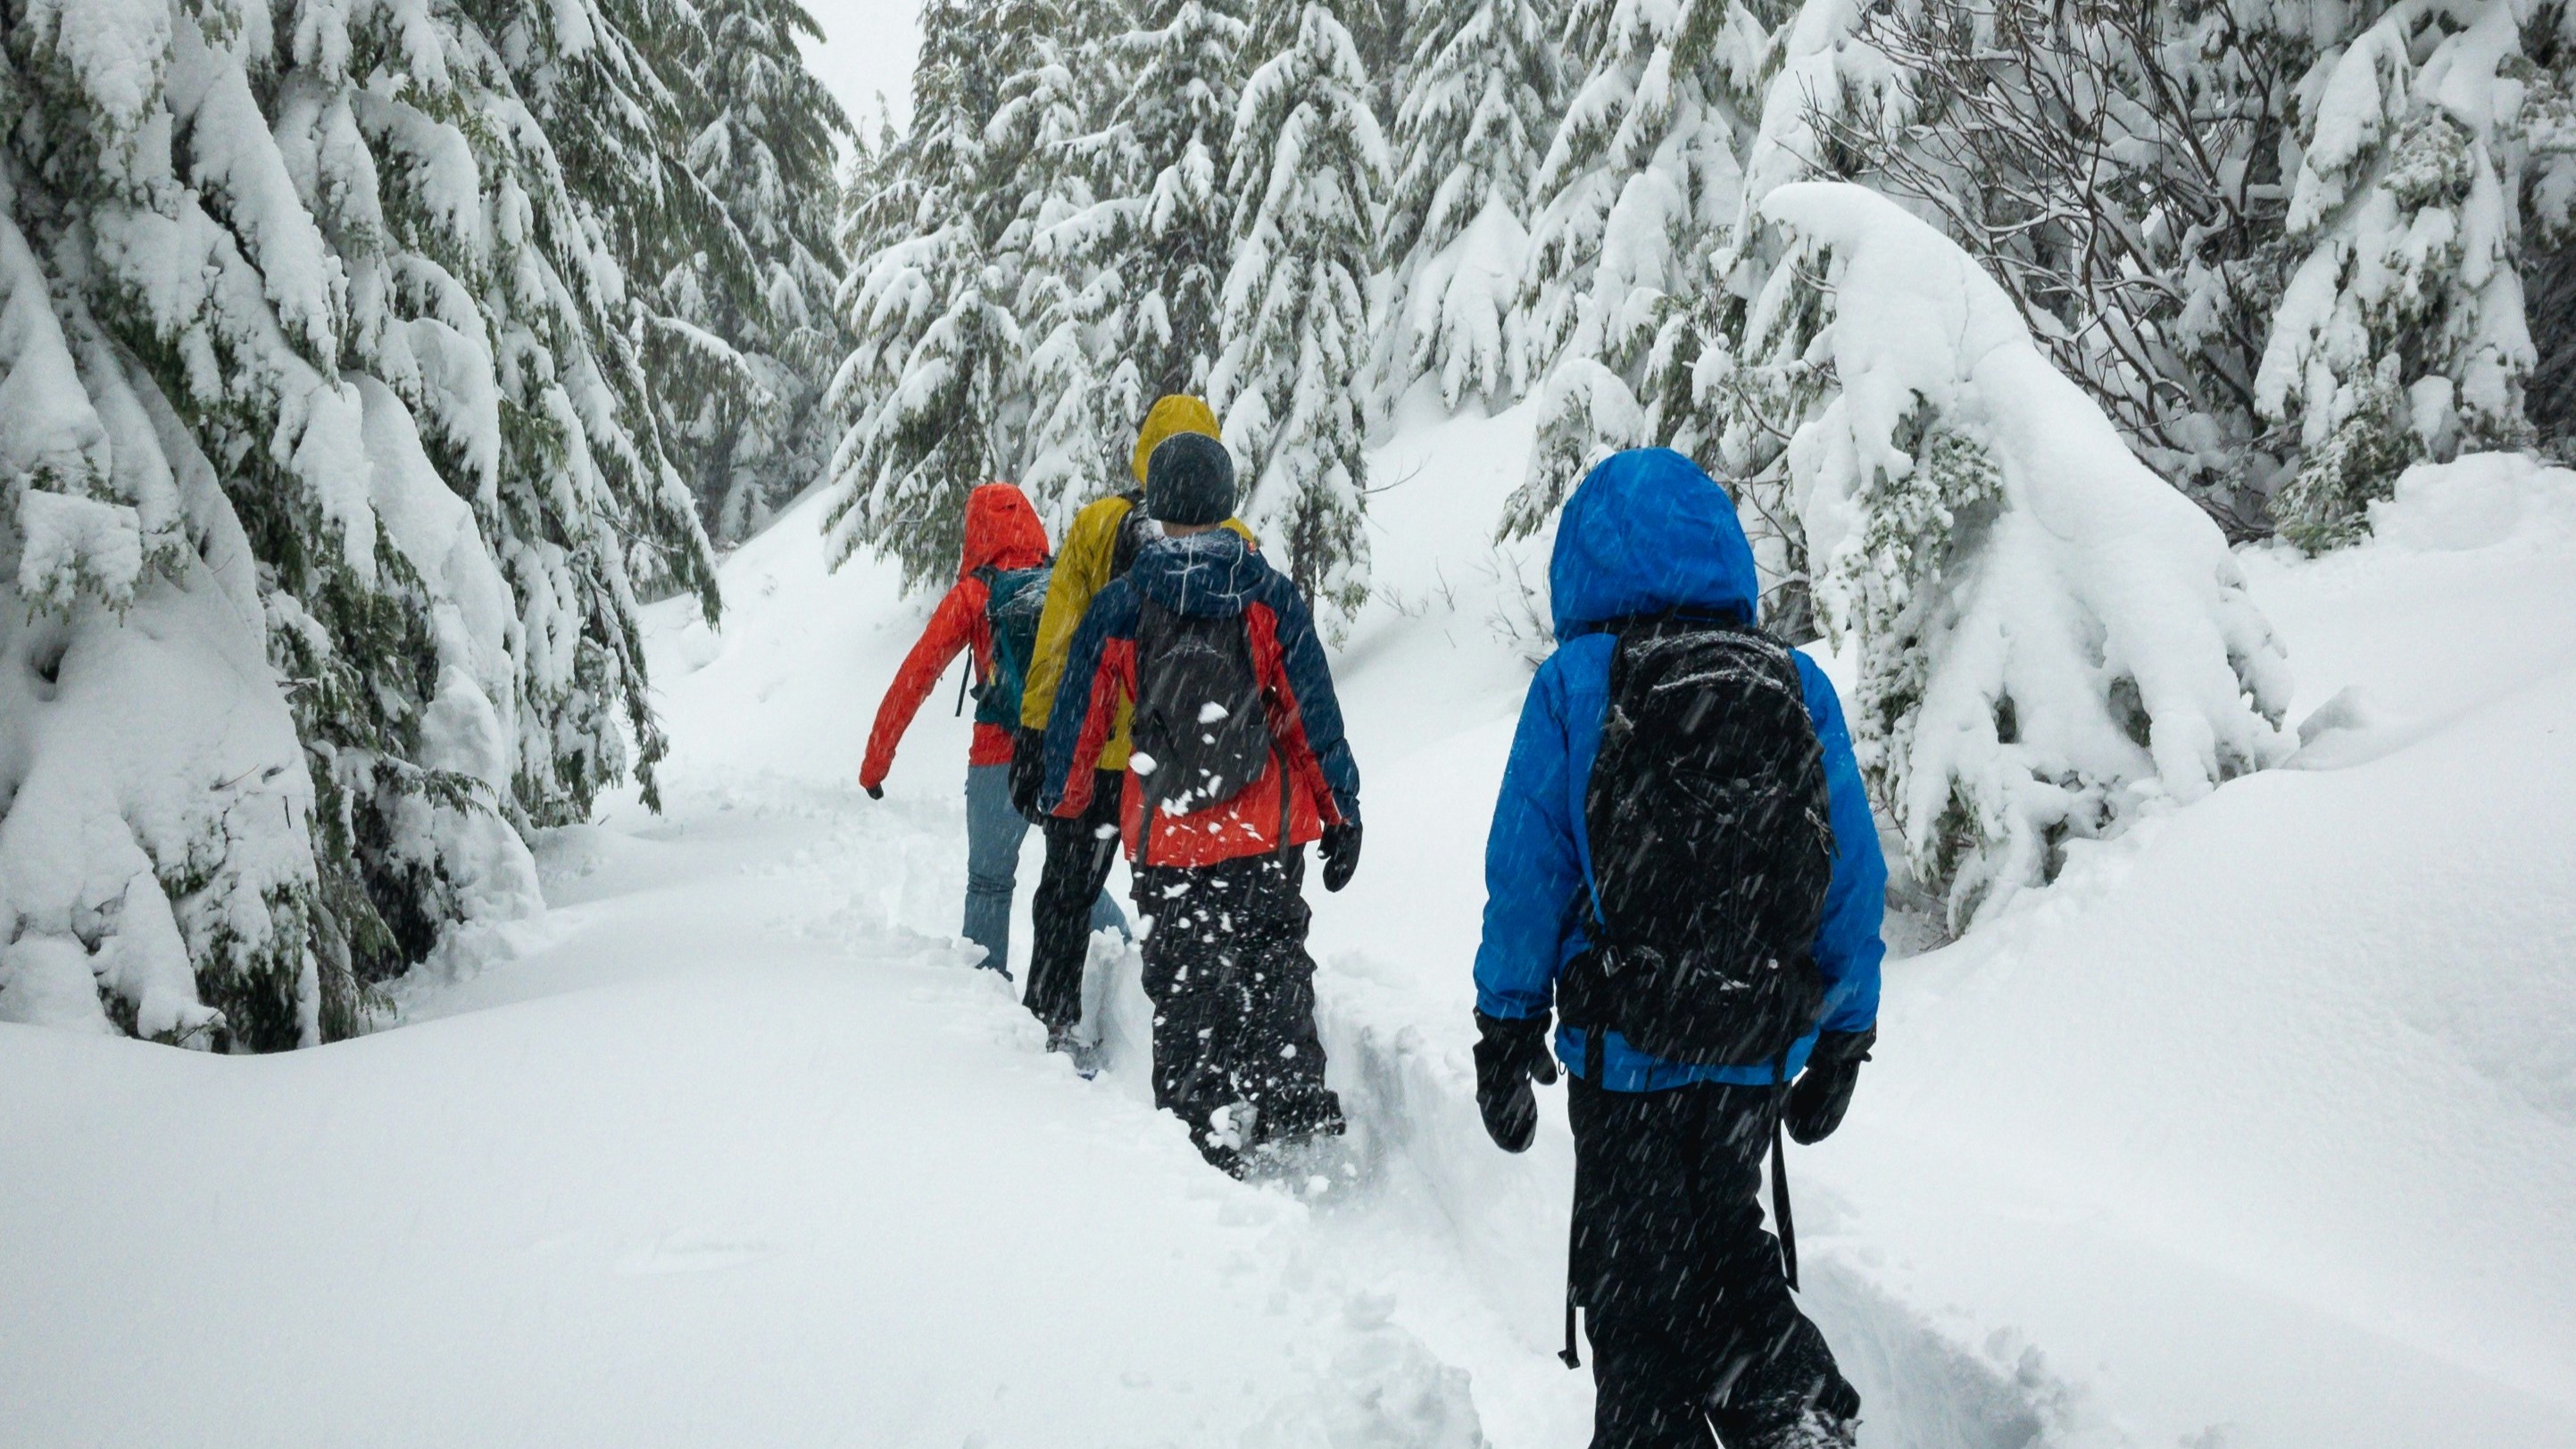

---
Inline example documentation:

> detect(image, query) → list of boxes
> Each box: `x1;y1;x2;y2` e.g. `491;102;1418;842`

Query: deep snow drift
4;412;2572;1447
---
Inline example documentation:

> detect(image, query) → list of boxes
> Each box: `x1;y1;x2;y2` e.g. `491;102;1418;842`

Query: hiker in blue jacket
1472;448;1887;1449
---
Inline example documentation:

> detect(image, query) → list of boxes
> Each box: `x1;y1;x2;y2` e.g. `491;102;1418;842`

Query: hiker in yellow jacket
1010;396;1256;1051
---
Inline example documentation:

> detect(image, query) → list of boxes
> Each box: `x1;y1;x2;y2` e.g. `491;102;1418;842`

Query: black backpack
1556;614;1836;1070
1109;491;1157;579
1130;596;1276;829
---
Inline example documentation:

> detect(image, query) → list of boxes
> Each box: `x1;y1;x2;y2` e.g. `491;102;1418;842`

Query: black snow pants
1025;769;1124;1031
1130;849;1342;1171
1569;1075;1858;1449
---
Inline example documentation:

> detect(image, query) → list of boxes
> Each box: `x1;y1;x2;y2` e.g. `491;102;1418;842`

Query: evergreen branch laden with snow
2257;0;2575;552
1750;182;2293;926
0;0;827;1049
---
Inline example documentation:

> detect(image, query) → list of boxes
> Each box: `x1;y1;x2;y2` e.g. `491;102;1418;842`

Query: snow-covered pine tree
303;0;720;808
823;0;1022;586
8;0;434;1043
1642;0;1905;631
488;0;742;603
1378;0;1560;412
1744;183;2291;926
1212;0;1386;614
1099;0;1256;404
0;0;706;1046
1351;0;1414;122
995;0;1129;514
2257;0;2574;551
0;145;319;1046
655;0;853;545
2524;8;2576;452
1502;0;1783;533
837;103;910;287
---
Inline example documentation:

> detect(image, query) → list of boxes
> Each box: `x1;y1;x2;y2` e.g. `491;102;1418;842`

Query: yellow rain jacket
1019;396;1256;770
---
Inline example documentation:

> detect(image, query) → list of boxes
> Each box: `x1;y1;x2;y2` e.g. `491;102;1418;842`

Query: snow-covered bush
1799;0;2314;538
1746;183;2294;924
2258;0;2576;551
1211;0;1384;613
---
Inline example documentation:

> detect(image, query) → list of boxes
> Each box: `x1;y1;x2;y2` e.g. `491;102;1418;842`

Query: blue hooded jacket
1472;449;1887;1090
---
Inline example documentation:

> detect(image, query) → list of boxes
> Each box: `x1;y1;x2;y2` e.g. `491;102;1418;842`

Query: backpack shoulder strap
1110;494;1157;579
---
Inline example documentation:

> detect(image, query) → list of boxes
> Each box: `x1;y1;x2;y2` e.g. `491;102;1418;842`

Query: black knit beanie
1143;432;1236;527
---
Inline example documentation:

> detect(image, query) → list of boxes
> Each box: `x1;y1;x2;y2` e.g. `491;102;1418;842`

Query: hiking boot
1742;1407;1858;1449
1239;1122;1367;1200
1250;1086;1344;1149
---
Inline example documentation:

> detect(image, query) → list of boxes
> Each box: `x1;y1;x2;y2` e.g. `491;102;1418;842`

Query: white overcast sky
797;0;924;141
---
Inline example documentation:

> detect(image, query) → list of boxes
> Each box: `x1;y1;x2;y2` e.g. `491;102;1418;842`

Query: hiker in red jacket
861;483;1127;974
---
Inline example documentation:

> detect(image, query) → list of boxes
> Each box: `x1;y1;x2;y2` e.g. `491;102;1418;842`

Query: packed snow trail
5;414;2574;1447
0;762;1490;1445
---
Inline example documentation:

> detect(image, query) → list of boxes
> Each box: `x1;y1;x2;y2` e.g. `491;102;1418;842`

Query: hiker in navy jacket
1043;434;1362;1173
1472;448;1887;1449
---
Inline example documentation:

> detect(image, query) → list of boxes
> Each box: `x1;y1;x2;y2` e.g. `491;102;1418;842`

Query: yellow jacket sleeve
1020;495;1126;733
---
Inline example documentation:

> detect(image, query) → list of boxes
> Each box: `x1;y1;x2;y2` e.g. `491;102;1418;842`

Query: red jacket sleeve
861;579;988;789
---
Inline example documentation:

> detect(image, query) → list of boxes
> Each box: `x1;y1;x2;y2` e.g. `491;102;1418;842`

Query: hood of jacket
1130;395;1224;484
1549;448;1761;637
961;482;1051;579
1126;527;1270;618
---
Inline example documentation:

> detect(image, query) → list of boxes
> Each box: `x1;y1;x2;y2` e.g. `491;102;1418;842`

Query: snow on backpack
1129;598;1275;827
971;560;1052;729
1557;614;1836;1070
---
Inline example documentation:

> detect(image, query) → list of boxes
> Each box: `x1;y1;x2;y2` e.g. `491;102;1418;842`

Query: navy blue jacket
1473;449;1887;1090
1042;529;1359;865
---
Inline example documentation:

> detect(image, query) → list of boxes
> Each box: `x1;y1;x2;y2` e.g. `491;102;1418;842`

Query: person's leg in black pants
1568;1075;1857;1449
1130;851;1340;1171
1024;769;1123;1032
1225;850;1341;1146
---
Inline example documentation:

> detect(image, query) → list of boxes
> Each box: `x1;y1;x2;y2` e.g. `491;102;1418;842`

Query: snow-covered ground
4;412;2572;1446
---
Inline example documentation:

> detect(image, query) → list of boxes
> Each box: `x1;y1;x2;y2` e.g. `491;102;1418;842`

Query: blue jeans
964;763;1126;975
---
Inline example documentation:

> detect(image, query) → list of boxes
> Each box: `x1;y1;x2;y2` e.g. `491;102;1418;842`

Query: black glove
1472;1010;1558;1153
1783;1028;1874;1145
1320;821;1361;892
864;782;884;801
1009;728;1048;823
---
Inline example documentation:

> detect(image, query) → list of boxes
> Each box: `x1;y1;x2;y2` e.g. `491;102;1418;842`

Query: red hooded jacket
860;484;1051;789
